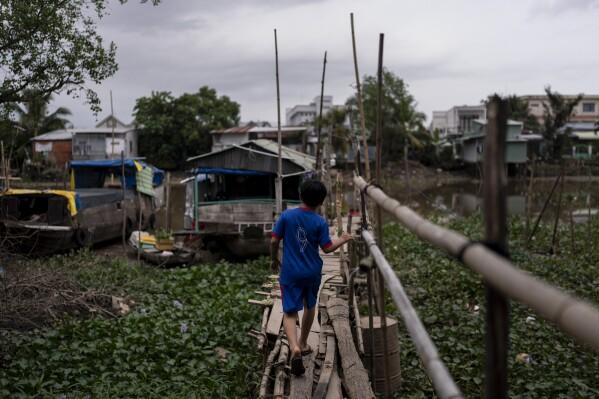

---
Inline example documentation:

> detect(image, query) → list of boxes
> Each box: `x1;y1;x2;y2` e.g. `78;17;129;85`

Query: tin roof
30;127;132;142
187;139;315;175
30;130;73;141
210;126;307;134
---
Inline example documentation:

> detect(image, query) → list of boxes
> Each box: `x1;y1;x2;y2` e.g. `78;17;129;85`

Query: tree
504;95;540;133
542;86;583;160
0;0;157;115
133;87;240;170
14;90;72;137
346;69;428;163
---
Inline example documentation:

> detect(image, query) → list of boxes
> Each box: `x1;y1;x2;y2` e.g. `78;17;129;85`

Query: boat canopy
2;189;80;216
69;159;165;193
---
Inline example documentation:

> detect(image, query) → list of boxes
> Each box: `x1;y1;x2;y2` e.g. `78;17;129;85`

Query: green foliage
504;95;541;133
346;69;429;163
542;87;583;160
0;0;158;115
133;87;240;169
384;216;599;398
0;253;270;398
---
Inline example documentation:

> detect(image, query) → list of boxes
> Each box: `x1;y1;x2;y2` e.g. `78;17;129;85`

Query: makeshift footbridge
249;98;599;399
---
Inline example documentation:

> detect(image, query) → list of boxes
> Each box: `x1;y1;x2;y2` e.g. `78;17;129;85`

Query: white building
72;115;138;160
286;95;345;126
430;105;487;139
210;125;308;152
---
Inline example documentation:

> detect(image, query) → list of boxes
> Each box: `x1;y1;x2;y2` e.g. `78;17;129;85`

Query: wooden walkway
253;217;374;399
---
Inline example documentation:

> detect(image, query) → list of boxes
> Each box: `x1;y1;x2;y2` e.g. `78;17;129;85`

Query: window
129;141;133;153
582;102;596;113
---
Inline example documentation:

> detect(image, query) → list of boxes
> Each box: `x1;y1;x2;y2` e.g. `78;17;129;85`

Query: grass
385;215;599;398
0;252;270;398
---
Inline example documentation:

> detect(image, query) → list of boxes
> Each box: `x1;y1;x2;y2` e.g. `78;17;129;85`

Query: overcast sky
56;0;599;128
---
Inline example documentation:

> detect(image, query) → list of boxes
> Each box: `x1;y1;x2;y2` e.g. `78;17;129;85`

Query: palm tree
542;86;582;160
14;89;71;137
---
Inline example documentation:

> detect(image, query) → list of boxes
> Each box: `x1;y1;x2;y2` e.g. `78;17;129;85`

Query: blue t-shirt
272;207;332;284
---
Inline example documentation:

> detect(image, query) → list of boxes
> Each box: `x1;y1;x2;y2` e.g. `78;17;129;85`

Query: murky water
342;176;599;224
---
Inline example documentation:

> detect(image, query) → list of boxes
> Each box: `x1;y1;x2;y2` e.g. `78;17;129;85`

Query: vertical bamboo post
1;141;6;191
165;171;171;231
483;96;510;399
274;29;283;216
350;13;370;180
375;32;390;399
121;151;127;251
315;51;327;175
375;34;384;251
550;162;565;255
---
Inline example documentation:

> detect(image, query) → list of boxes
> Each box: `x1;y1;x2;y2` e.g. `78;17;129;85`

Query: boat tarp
2;189;79;216
69;159;165;191
192;167;272;176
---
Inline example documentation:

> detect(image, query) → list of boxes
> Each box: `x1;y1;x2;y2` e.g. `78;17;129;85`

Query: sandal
290;356;305;376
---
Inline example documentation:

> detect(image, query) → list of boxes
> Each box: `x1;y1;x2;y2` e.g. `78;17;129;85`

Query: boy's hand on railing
341;232;353;243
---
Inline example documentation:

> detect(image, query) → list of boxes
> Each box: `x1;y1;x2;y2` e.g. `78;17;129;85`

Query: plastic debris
173;300;183;309
516;353;532;364
525;316;536;324
180;323;188;333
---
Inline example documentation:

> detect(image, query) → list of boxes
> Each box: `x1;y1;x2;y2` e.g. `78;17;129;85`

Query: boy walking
270;180;352;376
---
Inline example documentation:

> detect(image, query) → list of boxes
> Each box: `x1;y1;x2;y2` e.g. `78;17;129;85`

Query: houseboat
0;159;163;255
184;139;315;258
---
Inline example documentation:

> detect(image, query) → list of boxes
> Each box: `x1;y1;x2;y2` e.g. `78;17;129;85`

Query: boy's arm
270;236;281;272
322;233;352;253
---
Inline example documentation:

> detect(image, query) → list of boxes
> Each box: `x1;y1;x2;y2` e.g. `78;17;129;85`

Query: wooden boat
0;159;164;255
184;140;315;258
139;248;196;267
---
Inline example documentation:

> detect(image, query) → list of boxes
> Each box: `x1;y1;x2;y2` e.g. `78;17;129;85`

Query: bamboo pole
362;230;463;399
374;32;390;399
121;151;127;251
259;336;282;399
1;141;7;192
257;307;270;351
273;340;289;399
315;51;327;175
550;162;565;255
274;29;283;216
354;175;599;352
482;97;509;399
350;13;370;180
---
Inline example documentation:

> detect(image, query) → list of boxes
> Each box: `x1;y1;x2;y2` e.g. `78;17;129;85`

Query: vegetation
385;215;599;398
133;87;240;169
504;94;541;133
346;69;429;164
542;86;583;161
0;252;270;398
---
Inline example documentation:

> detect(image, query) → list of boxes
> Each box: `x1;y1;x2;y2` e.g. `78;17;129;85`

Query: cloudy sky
57;0;599;128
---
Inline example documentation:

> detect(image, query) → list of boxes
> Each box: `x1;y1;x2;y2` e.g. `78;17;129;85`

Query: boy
270;180;352;376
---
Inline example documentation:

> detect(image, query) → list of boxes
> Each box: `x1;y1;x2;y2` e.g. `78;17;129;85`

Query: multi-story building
285;95;344;126
430;105;487;139
521;94;599;124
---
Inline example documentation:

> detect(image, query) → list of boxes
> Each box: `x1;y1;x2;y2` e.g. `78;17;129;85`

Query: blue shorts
280;277;321;314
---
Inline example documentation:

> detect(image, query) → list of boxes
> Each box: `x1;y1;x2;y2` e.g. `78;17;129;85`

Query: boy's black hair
299;180;327;208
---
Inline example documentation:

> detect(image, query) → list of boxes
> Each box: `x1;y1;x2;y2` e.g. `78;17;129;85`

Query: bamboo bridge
249;98;599;399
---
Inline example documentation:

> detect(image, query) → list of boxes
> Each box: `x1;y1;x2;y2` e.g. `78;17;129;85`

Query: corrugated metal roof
30;130;73;141
242;139;315;171
210;126;307;134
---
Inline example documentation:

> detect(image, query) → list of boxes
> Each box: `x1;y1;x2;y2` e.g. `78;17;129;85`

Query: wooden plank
289;331;319;398
313;335;336;399
327;297;375;399
266;298;284;336
325;361;343;399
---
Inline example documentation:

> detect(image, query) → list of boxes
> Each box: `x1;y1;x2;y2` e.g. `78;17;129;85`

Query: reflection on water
387;179;599;223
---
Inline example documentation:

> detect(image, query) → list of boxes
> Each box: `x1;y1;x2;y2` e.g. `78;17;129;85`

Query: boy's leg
283;312;301;357
299;301;315;352
298;278;320;352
